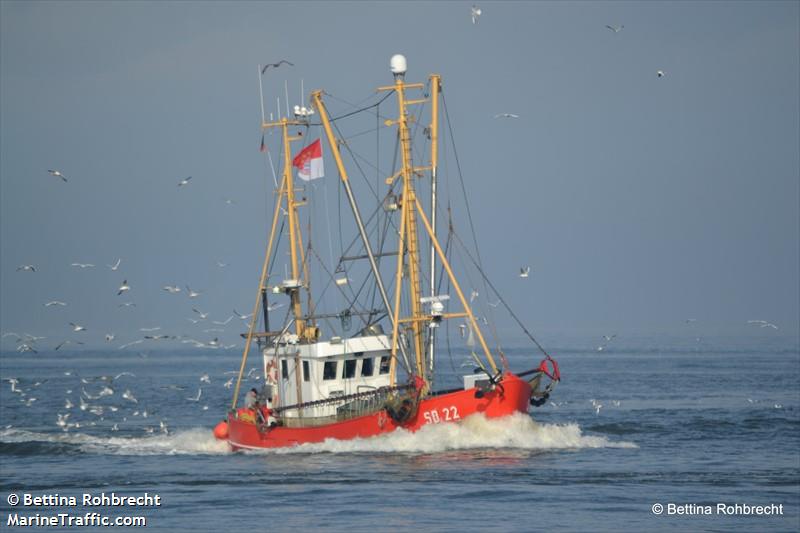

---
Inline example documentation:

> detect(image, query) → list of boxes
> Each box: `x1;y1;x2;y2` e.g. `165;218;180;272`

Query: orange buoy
213;420;229;440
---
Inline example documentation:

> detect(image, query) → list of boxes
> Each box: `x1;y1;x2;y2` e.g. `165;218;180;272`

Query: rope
450;230;552;359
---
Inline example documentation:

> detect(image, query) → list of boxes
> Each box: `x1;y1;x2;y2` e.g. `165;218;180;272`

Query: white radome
390;54;407;76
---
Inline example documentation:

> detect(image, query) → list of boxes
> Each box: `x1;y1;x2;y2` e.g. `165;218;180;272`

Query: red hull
226;373;532;449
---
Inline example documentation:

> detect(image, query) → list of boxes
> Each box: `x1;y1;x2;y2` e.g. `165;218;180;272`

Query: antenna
276;97;281;120
258;65;265;124
284;80;290;118
300;79;304;107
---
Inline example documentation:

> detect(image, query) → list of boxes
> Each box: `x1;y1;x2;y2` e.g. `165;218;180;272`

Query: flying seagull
107;258;121;271
657;70;665;78
71;263;95;269
519;266;531;278
117;280;130;296
605;24;624;33
55;339;84;351
747;320;778;330
44;301;67;307
17;265;36;272
493;113;519;119
186;286;201;298
233;309;253;320
177;176;192;187
69;322;86;332
48;169;68;182
471;5;482;24
163;285;181;294
192;308;209;319
261;60;294;74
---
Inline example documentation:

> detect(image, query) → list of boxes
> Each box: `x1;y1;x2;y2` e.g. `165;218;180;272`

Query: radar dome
390;54;407;76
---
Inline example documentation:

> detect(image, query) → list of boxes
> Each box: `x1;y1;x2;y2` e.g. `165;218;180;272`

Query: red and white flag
292;139;324;181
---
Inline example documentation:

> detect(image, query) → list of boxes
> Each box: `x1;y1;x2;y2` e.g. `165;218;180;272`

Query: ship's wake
1;413;635;456
275;412;637;455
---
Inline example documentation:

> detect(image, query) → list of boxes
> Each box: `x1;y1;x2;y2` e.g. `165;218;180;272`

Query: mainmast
378;55;500;385
428;74;441;385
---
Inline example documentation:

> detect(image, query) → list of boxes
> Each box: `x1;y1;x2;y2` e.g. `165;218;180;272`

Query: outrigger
214;55;560;449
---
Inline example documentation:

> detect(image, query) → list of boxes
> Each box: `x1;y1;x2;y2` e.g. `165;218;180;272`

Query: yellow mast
231;115;310;409
278;118;307;337
427;74;440;382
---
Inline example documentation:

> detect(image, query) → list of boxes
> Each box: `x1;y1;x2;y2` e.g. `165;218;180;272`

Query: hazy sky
1;1;798;351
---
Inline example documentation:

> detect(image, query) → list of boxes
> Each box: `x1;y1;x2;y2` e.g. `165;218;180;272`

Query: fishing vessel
215;55;560;449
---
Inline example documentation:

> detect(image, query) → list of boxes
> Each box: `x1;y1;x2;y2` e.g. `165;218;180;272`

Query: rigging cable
450;229;552;359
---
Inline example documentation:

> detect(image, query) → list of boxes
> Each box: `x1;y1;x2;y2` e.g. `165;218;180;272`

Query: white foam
1;414;636;456
271;412;637;454
0;427;231;456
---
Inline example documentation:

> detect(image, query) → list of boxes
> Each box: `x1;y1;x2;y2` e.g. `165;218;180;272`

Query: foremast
231;116;313;409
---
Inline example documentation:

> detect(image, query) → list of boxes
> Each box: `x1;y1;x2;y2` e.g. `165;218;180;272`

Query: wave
272;413;637;455
0;427;230;456
0;413;637;457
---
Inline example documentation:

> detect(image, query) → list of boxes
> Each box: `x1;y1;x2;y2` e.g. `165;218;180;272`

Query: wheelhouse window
379;356;390;375
343;359;357;379
361;357;374;377
281;360;289;380
302;360;310;382
323;361;338;380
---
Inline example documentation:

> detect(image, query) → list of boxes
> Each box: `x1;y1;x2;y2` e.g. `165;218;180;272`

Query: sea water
1;336;798;531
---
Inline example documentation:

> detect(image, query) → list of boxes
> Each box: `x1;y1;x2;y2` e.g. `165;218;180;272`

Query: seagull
144;334;174;340
177;176;192;187
48;169;68;182
163;285;181;294
488;300;500;308
200;374;211;384
16;265;36;272
233;309;252;320
657;70;665;78
187;388;202;402
493;113;519;119
685;318;697;324
186;286;201;298
266;303;284;312
119;339;144;350
223;378;234;389
105;333;115;342
118;302;136;308
212;316;234;326
471;5;482;24
261;60;294;74
71;263;95;269
140;327;161;332
602;334;617;342
748;320;779;330
107;258;121;271
469;290;479;303
519;266;530;278
459;323;467;339
605;24;624;33
117;280;130;296
44;301;67;307
122;389;138;403
17;343;37;354
192;308;209;319
55;340;84;351
69;322;86;332
216;261;228;268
